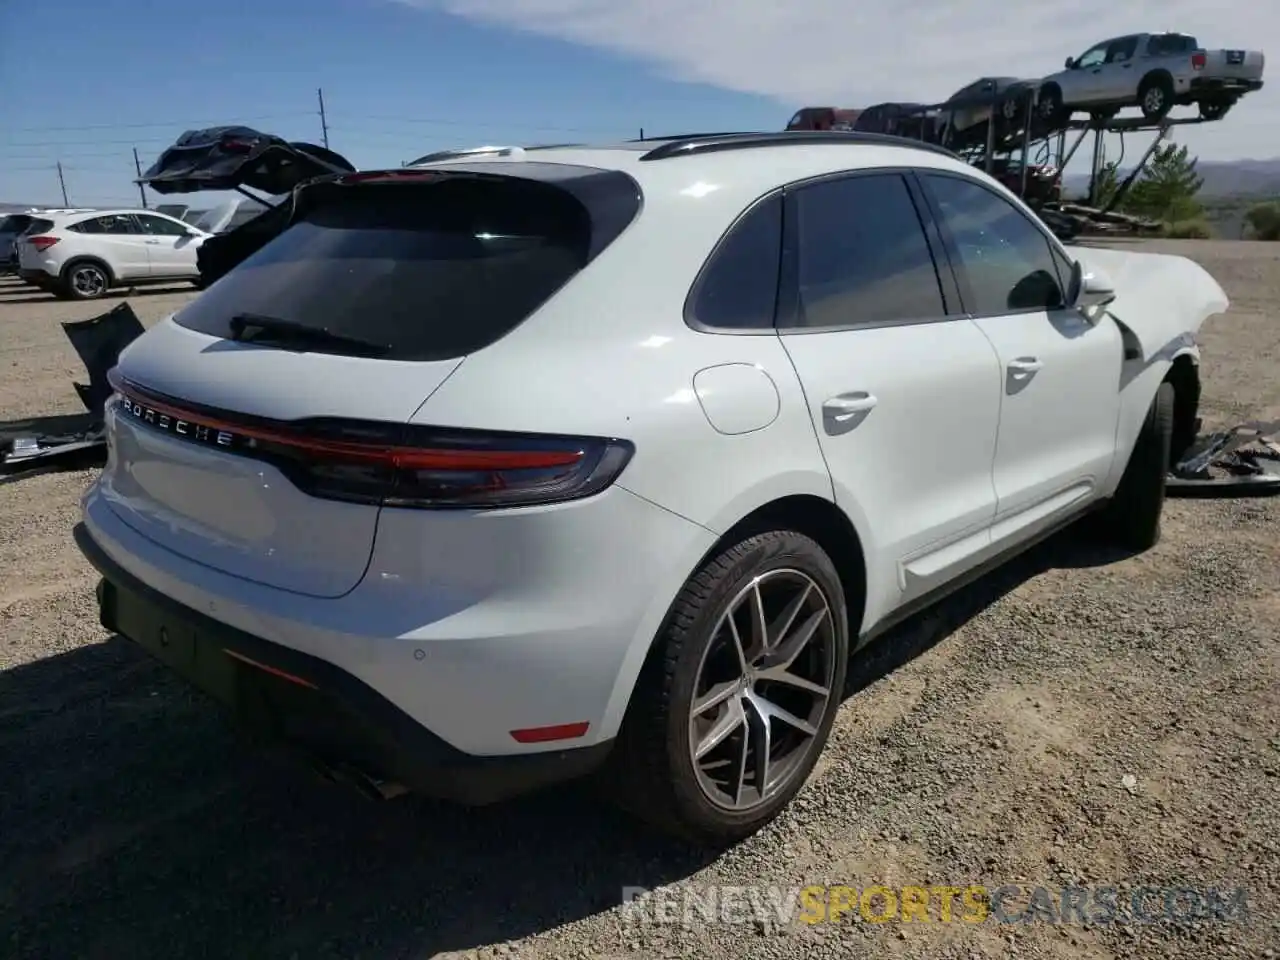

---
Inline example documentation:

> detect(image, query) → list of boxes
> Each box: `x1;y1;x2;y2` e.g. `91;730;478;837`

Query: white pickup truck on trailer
1037;32;1264;123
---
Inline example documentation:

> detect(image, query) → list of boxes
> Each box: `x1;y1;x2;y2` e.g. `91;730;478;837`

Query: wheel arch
61;255;116;286
1140;68;1174;91
600;492;870;744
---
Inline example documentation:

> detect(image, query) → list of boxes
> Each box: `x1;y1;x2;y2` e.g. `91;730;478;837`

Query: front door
918;172;1124;545
131;213;201;278
1063;41;1110;103
775;170;1004;626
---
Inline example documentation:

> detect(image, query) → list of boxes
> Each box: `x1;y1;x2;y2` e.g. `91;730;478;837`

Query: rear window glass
1147;34;1196;56
25;218;53;235
173;177;595;361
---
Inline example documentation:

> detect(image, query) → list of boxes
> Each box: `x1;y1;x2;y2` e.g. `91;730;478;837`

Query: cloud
393;1;1278;158
393;1;1269;103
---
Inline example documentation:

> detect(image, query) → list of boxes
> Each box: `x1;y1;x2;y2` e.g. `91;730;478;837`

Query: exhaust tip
308;756;408;800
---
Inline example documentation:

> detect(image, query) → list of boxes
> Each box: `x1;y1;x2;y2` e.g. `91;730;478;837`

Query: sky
1;0;1276;209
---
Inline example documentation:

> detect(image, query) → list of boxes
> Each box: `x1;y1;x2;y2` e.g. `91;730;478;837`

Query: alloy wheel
71;265;106;297
687;568;837;812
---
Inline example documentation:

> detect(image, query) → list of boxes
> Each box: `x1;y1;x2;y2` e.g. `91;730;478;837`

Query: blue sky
2;0;1275;209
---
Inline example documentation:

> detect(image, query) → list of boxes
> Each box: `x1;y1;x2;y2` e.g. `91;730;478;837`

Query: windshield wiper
228;312;391;356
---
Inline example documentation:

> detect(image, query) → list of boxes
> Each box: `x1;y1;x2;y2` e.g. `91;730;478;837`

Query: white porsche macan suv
75;132;1227;844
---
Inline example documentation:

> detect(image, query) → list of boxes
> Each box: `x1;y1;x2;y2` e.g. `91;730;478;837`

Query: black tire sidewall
62;261;109;300
661;531;850;837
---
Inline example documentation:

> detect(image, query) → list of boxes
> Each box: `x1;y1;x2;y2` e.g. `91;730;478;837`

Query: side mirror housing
1064;56;1076;69
1068;258;1116;320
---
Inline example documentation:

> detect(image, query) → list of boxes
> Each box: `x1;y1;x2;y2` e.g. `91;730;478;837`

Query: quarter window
923;174;1067;315
689;193;783;329
785;173;947;329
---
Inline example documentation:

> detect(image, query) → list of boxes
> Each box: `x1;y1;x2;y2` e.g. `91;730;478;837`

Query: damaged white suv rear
76;132;1228;844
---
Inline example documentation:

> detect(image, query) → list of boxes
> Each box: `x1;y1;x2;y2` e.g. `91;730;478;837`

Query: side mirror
1064;56;1076;69
1068;259;1116;320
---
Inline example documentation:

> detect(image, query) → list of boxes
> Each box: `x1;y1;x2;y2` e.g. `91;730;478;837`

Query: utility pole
639;127;644;139
317;87;330;148
56;162;69;205
132;147;148;208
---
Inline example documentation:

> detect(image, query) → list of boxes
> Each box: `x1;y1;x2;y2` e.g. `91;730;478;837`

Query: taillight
27;235;59;252
1192;51;1206;69
108;371;634;509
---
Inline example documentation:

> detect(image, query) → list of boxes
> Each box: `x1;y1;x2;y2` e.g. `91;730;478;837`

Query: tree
1089;159;1120;207
1244;201;1280;240
1121;143;1205;223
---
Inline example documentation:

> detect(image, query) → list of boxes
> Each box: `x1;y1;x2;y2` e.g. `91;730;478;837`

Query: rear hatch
102;165;640;598
137;125;356;196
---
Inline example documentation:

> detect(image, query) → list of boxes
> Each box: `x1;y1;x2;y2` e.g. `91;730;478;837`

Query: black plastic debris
1;302;146;482
1167;420;1280;498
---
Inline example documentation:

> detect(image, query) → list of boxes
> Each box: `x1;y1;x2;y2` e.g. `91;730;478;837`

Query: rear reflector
510;722;590;743
223;649;318;689
27;235;59;252
108;370;634;509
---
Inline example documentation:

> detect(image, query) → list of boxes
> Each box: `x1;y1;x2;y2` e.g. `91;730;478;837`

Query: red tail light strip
111;378;584;472
27;235;60;252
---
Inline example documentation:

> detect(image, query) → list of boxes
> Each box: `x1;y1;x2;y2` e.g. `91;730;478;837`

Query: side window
1107;37;1137;62
924;174;1067;315
134;214;190;236
786;173;947;329
689;193;782;329
90;214;139;235
68;217;105;234
1077;44;1108;68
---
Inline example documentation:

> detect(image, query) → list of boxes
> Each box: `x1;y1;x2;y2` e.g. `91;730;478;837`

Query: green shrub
1163;219;1213;239
1244;202;1280;240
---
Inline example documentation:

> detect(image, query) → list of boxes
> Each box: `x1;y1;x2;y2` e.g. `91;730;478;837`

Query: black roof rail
629;131;762;142
638;130;958;162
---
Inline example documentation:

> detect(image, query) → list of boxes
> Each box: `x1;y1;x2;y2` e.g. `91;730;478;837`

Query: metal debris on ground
1167;420;1280;498
1;302;145;483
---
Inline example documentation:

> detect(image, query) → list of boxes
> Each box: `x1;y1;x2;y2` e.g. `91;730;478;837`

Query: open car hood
137;126;356;195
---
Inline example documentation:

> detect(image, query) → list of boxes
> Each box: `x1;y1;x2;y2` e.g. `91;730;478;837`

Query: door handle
823;392;878;422
142;239;161;244
1008;357;1043;375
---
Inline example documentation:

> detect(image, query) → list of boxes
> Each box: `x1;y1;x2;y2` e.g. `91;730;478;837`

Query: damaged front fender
1067;245;1229;365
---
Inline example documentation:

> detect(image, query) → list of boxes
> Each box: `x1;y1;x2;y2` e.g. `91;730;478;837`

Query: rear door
776;170;1003;614
1097;35;1140;100
132;212;202;278
101;167;638;598
68;214;152;279
918;171;1123;543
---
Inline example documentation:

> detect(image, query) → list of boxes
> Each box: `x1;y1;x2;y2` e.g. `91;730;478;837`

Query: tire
61;260;111;300
1094;381;1174;551
1200;100;1232;121
605;530;850;845
1138;74;1174;120
1037;84;1066;125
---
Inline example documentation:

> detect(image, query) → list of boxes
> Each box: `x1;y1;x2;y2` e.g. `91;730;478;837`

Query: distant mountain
1063;157;1280;199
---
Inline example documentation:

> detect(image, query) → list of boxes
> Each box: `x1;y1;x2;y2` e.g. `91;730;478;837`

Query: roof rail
406;145;527;165
638;131;958;162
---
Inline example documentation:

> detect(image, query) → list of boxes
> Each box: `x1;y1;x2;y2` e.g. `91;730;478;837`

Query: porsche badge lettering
119;395;237;449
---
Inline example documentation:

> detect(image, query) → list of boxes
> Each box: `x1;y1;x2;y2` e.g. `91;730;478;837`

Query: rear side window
784;173;948;329
688;193;782;330
69;214;137;235
173;176;600;361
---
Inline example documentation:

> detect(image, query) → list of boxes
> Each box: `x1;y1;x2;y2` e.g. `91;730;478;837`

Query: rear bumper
1189;76;1263;97
75;520;613;804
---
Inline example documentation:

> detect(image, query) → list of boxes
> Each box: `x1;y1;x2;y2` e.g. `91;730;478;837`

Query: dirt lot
1;242;1277;960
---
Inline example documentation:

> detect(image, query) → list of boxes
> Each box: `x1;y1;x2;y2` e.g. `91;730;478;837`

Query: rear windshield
173;176;596;361
24;218;53;235
1147;34;1197;56
0;215;33;235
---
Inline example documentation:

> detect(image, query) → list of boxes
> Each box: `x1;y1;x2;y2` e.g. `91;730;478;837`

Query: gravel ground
1;242;1277;960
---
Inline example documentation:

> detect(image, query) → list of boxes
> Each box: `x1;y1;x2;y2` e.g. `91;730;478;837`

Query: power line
8;113;312;133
